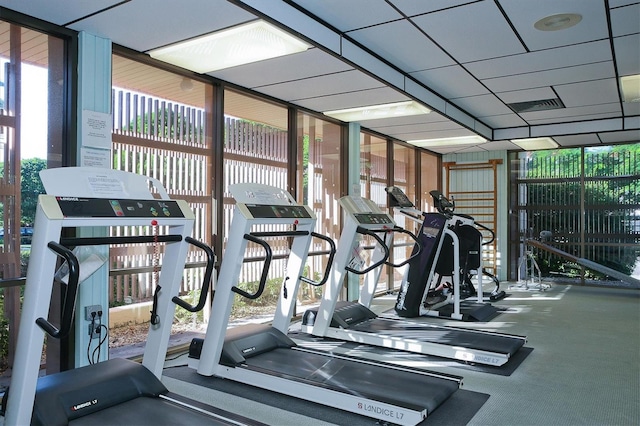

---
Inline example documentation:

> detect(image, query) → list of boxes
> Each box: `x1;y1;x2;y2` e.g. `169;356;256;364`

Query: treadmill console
245;204;312;219
354;213;394;227
56;197;185;218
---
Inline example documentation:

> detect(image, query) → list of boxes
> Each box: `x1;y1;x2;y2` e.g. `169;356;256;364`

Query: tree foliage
20;158;46;225
524;143;640;278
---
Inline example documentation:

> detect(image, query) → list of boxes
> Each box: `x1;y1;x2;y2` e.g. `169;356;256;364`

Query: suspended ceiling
0;0;638;153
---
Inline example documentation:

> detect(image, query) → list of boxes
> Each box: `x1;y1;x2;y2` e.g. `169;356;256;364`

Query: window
296;111;343;306
390;143;416;290
223;89;289;316
111;53;212;305
511;144;640;283
360;132;390;292
0;18;66;370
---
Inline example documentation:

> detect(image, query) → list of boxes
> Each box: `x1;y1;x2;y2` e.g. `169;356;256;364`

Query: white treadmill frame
5;168;194;426
190;185;434;425
306;195;518;366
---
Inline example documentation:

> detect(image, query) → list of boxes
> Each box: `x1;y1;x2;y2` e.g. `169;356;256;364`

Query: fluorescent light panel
324;101;430;122
408;135;486;147
149;20;310;73
512;137;558;150
620;75;640;103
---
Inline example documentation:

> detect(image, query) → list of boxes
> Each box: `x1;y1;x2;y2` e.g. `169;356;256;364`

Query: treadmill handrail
384;227;423;268
35;242;80;339
299;232;336;287
172;237;215;312
232;234;273;300
345;227;390;275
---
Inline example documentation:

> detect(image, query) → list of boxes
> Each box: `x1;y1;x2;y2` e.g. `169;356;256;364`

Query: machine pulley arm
172;237;215;313
232;233;273;300
475;221;496;246
35;242;80;339
299;232;336;287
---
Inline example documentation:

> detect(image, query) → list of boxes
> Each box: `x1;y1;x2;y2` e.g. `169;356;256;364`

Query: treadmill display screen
354;213;393;225
56;197;185;218
246;205;311;219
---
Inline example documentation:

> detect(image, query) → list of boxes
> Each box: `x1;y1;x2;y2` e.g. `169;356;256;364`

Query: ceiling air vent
508;98;565;113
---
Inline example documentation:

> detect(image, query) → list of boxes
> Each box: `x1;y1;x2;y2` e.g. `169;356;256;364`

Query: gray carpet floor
162;283;640;425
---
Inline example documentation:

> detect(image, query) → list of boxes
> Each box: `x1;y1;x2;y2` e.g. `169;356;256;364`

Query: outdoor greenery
523;144;640;278
0;158;46;226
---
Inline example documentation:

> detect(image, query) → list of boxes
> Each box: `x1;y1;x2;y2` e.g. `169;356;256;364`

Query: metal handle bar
232;234;273;300
299;232;336;287
384;227;423;268
172;237;215;312
345;227;390;275
35;242;80;339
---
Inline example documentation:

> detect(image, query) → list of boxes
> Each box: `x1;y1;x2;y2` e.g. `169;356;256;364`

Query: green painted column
346;122;361;300
74;32;112;367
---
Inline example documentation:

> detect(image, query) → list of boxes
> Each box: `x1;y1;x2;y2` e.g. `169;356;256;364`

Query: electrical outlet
84;305;102;321
88;323;101;339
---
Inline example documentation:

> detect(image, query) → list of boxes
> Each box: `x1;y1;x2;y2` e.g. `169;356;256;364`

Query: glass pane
296;111;342;308
224;89;289;321
360;132;390;292
421;151;439;213
514;145;640;283
389;143;416;290
110;54;212;346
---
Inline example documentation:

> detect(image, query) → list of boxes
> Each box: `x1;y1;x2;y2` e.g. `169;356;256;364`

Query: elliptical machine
392;188;503;321
429;190;506;302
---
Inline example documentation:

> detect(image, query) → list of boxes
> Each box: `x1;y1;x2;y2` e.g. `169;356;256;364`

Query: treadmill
302;194;526;367
188;183;461;426
2;168;262;426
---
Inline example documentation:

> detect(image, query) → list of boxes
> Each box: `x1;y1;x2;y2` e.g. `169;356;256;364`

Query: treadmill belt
354;317;525;354
242;347;459;414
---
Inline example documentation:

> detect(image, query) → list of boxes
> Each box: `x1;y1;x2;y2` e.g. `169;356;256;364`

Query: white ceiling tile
613;34;640;76
525;104;621;123
554;134;602;146
479;114;528;129
484;62;615;92
257;70;383;102
465;40;612;79
390;0;478;17
608;0;638;7
208;48;352;88
482;140;520;151
555;78;620;107
410;1;526;63
293;86;407;112
498;0;608;51
622;101;640;116
348;21;454;72
68;0;255;52
356;112;448;127
610;3;640;37
452;94;513;118
410;65;488;98
291;0;402;31
598;129;640;143
0;0;119;25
